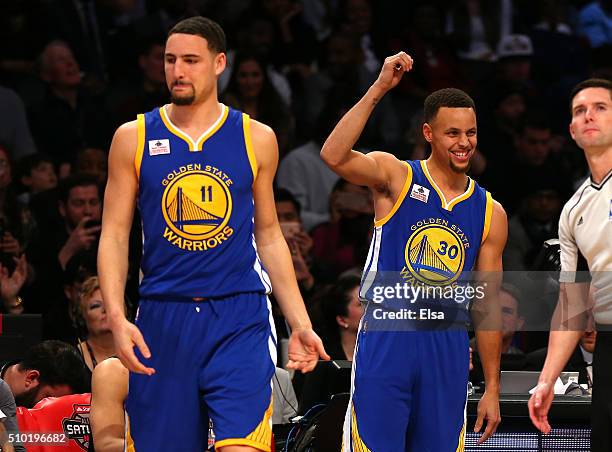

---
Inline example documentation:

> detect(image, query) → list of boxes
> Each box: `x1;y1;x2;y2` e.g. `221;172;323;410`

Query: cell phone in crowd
279;221;301;239
84;219;102;229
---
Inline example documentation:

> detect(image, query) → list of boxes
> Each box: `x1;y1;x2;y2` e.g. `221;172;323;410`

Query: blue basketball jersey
135;105;271;299
360;159;493;303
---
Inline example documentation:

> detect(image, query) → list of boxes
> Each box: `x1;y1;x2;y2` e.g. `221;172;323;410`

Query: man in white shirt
528;78;612;451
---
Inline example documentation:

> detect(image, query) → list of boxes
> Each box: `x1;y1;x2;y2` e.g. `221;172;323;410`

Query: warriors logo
161;167;234;250
404;223;465;285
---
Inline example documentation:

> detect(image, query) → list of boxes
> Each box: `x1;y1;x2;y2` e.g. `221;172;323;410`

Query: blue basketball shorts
125;293;277;452
341;305;470;452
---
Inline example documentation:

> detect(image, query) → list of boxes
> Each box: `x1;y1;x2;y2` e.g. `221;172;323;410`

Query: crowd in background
0;0;611;413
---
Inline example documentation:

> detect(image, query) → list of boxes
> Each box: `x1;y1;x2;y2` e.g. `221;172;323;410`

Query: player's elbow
320;142;344;168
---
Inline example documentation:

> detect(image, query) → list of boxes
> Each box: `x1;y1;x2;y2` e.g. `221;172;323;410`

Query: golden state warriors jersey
360;160;493;309
135;105;271;299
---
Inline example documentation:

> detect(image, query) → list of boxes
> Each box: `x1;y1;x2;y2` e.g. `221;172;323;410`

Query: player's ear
422;123;433;143
214;52;226;76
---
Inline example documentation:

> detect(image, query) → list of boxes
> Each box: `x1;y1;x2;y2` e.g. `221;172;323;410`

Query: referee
528;78;612;450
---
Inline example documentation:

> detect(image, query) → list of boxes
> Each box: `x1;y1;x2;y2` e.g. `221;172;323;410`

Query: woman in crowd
221;52;294;156
74;276;116;371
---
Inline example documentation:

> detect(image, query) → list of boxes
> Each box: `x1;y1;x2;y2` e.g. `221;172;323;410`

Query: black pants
592;328;612;451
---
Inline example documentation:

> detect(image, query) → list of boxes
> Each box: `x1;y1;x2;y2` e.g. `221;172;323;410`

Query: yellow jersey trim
351;405;371;452
196;105;229;150
420;160;474;211
214;397;273;451
125;413;135;452
455;421;466;452
374;161;412;227
214;438;271;452
134;114;145;180
159;104;229;151
481;191;494;244
242;113;258;181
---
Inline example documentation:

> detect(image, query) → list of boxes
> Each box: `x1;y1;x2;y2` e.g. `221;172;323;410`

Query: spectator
73;148;107;186
391;4;465;99
28;41;112;168
275;189;317;294
317;270;363;360
221;52;294;156
0;255;28;315
15;153;57;207
471;284;526;382
446;0;513;64
276;98;343;231
74;276;117;372
526;314;598;386
0;144;33;257
338;0;381;73
503;186;563;270
300;32;400;150
106;34;169;127
218;16;293;107
0;340;90;408
298;270;362;412
0;86;36;159
28;175;101;318
486;114;572;213
311;179;373;277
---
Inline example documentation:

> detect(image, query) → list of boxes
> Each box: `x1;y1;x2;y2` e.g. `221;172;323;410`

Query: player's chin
171;93;196;106
449;157;472;174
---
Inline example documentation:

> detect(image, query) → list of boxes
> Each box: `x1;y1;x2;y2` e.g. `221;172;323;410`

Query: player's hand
474;389;501;444
111;317;155;375
528;382;554;434
286;328;330;373
372;52;413;94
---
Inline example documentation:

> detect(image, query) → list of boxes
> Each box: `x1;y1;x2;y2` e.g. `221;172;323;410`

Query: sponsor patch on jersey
609;199;612;221
410;184;430;203
148;139;171;155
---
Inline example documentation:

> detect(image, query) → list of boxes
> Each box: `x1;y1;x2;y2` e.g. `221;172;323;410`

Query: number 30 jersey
135;105;271;300
360;160;493;302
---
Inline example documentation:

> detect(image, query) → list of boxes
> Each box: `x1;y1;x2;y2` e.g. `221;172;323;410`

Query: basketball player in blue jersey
321;52;508;451
97;16;329;452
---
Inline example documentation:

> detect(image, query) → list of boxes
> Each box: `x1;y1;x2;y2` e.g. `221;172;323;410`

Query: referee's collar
589;168;612;190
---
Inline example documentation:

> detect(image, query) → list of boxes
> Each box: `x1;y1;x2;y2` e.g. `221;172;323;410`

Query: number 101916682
8;432;68;445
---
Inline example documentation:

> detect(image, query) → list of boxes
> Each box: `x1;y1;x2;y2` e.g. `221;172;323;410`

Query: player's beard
449;159;471;174
170;84;196;106
14;386;40;408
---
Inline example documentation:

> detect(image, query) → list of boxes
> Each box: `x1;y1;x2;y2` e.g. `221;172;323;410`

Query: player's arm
472;200;507;444
320;52;413;188
90;358;129;452
98;122;153;375
251;120;329;372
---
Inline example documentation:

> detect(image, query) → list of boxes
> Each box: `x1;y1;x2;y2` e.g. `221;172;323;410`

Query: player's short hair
569;78;612;113
18;340;91;393
168;16;226;54
423;88;476;123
